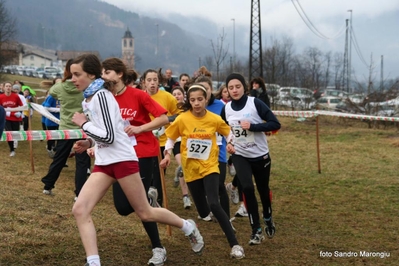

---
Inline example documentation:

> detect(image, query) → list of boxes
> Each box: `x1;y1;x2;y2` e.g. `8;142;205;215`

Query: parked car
324;89;348;98
278;87;315;109
315;96;342;111
335;100;365;114
265;84;280;97
212;81;224;91
15;66;26;75
347;94;365;104
314;88;348;100
43;69;58;79
1;65;15;74
36;67;45;78
366;98;399;117
23;67;37;77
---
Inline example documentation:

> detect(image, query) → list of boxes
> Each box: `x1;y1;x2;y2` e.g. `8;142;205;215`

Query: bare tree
210;28;229;82
333;52;344;89
263;36;295;86
303;47;323;90
279;37;295;86
0;0;17;68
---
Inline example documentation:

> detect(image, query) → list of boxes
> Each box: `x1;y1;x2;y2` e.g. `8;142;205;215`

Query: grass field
0;88;398;265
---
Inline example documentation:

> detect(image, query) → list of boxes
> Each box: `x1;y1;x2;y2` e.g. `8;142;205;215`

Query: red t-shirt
115;87;167;158
0;93;23;122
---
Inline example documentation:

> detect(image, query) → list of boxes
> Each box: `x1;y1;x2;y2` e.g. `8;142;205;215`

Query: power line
350;26;369;67
291;0;328;39
291;0;346;40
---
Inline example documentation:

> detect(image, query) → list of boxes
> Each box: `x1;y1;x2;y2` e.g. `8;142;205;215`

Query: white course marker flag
30;103;60;124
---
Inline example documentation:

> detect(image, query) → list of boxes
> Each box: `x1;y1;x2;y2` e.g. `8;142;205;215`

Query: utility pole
347;10;352;93
231;18;236;71
380;55;384;92
249;0;263;80
367;53;373;96
343;19;349;91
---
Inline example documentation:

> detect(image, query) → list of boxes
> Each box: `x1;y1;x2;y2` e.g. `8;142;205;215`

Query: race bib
186;138;212;160
232;125;254;144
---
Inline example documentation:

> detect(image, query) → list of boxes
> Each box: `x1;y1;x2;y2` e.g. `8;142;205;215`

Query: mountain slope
5;0;210;74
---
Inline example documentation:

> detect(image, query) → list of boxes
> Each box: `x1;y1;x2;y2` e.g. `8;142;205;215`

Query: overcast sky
102;0;399;81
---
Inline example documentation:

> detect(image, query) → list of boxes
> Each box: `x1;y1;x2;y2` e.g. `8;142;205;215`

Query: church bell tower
122;27;135;69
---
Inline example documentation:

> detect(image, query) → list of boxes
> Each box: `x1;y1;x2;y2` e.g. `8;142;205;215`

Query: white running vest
225;96;269;158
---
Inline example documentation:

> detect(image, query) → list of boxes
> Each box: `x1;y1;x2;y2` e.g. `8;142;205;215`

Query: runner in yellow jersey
160;84;245;260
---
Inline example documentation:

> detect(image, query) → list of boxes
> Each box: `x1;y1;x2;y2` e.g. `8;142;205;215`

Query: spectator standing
163;68;179;93
0;82;23;156
249;77;270;108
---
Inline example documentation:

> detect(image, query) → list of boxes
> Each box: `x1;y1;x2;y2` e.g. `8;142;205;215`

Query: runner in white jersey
68;54;204;266
221;73;281;246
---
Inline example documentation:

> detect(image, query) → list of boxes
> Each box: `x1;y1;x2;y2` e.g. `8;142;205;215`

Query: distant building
121;28;135;70
21;45;56;67
2;42;102;69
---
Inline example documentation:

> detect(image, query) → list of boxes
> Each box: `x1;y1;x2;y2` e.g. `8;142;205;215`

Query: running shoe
225;182;239;204
148;186;160;207
230;245;245;259
148;247;167;266
228;163;236;176
183;196;192;209
197;212;217;222
84;262;100;266
174;165;183;188
47;149;55;158
186;219;205;254
43;189;53;195
235;204;248;217
264;217;276;238
248;228;265;245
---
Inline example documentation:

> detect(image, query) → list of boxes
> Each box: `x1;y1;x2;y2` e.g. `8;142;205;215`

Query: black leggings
44;125;59;150
231;153;272;232
218;162;230;218
112;156;163;249
188;173;238;247
41;139;91;196
5;120;20;152
194;162;230;218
